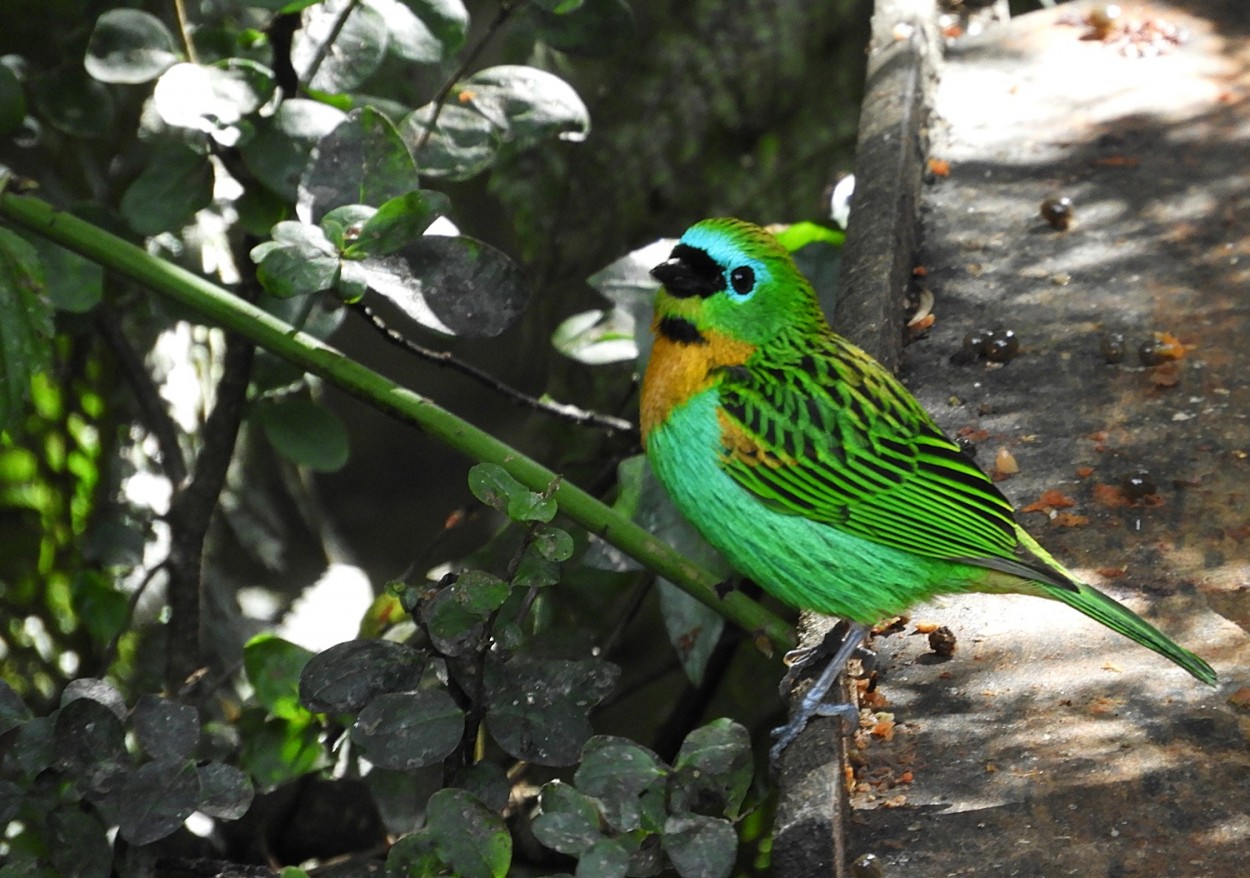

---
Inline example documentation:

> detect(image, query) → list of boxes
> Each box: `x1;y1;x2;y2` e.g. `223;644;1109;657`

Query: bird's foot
778;621;875;697
769;621;869;766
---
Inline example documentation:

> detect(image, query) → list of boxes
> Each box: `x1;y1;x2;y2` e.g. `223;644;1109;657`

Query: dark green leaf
54;698;128;791
0;779;23;827
47;807;112;878
671;719;752;818
361;234;529;338
0;679;33;734
658;581;723;687
239;714;324;789
0;227;53;433
344;190;451;258
299;638;426;714
532;526;574;562
662;814;736;878
485;657;619;766
513;549;560;589
34;68;113;138
197;762;254;819
61;677;127;720
459;65;589;145
320;204;377;250
367;765;440;836
85;9;178;84
467;462;523;512
120;143;213;236
0;64;26;137
12;715;55;778
573;737;667;831
426;788;511;878
116;758;201;845
241;99;346;201
532;0;585;11
532;780;603;855
421;570;510;656
635;464;728;683
298;106;419;224
70;570;129;644
132;695;201;761
337;258;370;301
576;838;631;878
252;221;341;298
386;831;444;877
244;634;315;719
455;761;510;814
401;102;500;181
510;492;557;524
534;0;635;57
256;397;350;472
351;690;463;770
294;0;388;93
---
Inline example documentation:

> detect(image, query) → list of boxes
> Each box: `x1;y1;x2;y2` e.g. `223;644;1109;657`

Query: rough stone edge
771;2;940;875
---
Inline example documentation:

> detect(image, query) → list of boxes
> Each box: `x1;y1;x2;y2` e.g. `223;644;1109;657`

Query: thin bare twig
415;0;523;152
95;304;189;487
172;0;199;64
350;299;637;436
301;0;364;89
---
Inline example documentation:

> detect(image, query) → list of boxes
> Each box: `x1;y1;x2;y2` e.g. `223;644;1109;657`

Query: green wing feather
716;331;1068;586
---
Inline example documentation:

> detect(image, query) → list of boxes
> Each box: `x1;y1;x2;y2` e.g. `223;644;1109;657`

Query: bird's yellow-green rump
641;217;1216;686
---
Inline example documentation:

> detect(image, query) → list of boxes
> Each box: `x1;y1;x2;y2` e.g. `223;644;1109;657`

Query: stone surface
846;1;1250;875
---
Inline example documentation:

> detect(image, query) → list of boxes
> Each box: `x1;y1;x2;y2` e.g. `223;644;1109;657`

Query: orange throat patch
640;324;755;444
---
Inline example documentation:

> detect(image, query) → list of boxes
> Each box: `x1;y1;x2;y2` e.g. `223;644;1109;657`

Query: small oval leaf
85;9;178;84
298;106;419;224
662;814;736;878
361;235;530;338
197;762;254;820
351;690;463;770
293;0;388;93
116;759;201;846
426;788;511;878
244;634;316;719
299;639;426;714
256;398;350;473
132;695;201;761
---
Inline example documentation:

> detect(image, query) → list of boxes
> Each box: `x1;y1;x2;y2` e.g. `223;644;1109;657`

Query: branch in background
351;299;637;437
94;304;190;487
0;189;795;654
164;330;255;693
172;0;199;65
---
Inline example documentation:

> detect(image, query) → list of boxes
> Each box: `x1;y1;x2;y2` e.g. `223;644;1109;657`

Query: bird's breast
640;325;755;442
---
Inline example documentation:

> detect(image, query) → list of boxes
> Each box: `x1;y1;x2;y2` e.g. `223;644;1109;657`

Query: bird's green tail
1046;581;1217;685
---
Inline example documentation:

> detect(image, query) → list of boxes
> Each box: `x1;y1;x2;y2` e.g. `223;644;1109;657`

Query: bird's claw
769;622;869;767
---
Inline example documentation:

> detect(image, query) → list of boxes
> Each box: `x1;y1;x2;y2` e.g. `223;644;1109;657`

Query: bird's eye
729;266;755;297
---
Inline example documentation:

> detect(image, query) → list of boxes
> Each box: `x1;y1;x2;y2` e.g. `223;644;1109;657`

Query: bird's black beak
651;244;723;299
651;259;704;299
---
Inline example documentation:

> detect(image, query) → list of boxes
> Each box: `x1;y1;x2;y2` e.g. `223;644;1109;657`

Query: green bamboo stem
0;187;796;653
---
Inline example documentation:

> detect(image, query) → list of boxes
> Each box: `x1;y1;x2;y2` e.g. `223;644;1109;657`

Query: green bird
640;218;1216;748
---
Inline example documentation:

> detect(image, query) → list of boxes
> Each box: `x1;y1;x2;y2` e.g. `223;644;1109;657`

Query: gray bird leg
770;621;869;763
